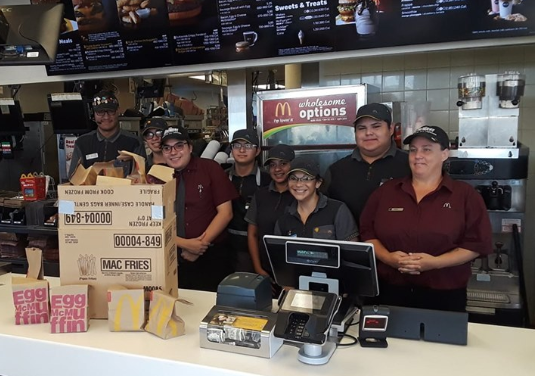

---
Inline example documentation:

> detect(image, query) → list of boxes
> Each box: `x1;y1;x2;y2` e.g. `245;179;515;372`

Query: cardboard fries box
59;218;178;319
57;180;176;230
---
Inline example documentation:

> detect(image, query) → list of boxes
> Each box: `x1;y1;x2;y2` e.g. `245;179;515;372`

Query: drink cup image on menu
490;0;500;14
499;0;513;18
243;31;258;46
356;0;378;36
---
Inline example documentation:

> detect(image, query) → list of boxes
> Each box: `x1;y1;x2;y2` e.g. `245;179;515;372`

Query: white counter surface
0;273;534;376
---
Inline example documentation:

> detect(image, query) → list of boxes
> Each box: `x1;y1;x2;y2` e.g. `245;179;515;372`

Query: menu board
46;0;535;76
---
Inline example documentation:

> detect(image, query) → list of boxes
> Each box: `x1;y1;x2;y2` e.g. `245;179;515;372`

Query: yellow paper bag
145;290;185;339
107;286;145;332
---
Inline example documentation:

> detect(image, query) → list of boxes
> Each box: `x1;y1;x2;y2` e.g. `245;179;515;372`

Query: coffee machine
449;72;529;327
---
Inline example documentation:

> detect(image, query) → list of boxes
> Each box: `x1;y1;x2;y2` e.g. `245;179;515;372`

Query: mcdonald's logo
110;291;144;331
147;293;177;336
275;102;291;117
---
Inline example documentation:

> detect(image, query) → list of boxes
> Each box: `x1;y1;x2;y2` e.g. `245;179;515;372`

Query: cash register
264;235;379;365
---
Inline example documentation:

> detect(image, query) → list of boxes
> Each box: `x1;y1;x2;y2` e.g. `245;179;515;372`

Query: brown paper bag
93;161;124;178
118;150;147;184
107;286;145;331
95;175;132;186
12;248;49;325
145;290;185;339
147;165;175;183
50;285;89;333
69;163;98;186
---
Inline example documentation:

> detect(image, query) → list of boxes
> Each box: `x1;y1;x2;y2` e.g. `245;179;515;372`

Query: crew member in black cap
322;103;410;223
274;157;358;241
226;129;271;272
245;144;295;288
161;126;238;292
68;90;146;177
142;117;168;169
360;125;492;311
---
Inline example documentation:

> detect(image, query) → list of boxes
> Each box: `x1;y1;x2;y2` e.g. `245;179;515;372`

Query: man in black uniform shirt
322;103;410;223
68;90;146;177
226;129;271;272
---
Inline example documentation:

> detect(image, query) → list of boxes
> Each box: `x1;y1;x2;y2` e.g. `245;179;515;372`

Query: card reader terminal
275;289;341;345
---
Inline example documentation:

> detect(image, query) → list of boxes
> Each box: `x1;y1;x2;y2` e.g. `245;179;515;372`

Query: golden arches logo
147;293;180;336
275;102;291;117
112;292;144;331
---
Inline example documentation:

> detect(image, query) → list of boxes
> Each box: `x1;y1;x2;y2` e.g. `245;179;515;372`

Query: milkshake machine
447;72;530;327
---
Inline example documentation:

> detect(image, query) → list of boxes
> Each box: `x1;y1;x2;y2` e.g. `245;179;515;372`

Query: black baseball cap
93;90;119;112
354;103;392;125
403;125;450;150
288;157;320;178
231;129;260;146
142;117;168;135
264;144;295;166
161;126;191;144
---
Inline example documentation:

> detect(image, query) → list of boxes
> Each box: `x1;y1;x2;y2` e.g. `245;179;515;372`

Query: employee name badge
86;153;98;160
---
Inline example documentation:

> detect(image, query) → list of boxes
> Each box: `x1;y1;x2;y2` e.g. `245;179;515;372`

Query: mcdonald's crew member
322;103;410;223
161;127;238;292
68;90;146;177
360;126;492;312
245;144;295;282
226;129;271;273
142;117;168;169
274;157;359;241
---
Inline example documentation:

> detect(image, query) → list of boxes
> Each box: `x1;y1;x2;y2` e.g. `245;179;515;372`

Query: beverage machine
447;72;530;327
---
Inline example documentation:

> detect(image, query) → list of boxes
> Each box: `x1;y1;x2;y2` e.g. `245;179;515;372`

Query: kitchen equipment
457;73;486;110
496;71;525;109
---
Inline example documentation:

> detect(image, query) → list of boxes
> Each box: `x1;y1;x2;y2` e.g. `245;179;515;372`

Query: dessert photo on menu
115;0;169;30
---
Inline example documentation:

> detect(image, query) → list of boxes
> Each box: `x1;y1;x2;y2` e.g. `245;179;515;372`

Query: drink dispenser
457;73;486;110
497;71;525;109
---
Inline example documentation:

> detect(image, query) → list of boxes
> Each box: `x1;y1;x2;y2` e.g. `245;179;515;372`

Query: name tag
388;208;404;212
86;153;98;160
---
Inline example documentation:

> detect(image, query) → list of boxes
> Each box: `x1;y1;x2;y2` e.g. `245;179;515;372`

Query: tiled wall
320;44;535;325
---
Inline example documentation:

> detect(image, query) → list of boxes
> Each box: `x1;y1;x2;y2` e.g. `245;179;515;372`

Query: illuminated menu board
46;0;535;76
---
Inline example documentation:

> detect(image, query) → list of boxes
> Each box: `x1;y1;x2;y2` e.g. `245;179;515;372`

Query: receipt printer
216;272;272;311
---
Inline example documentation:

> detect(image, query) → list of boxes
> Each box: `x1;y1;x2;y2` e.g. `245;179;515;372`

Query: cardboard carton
107;286;145;332
50;284;89;333
59;218;178;318
57;180;176;230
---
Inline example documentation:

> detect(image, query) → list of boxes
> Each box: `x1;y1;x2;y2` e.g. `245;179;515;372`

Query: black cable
27;131;57;168
336;333;358;347
349;320;360;327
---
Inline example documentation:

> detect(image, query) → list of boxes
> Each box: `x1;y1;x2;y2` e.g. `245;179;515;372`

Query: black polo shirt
245;181;295;270
323;141;410;223
226;164;271;236
274;193;359;241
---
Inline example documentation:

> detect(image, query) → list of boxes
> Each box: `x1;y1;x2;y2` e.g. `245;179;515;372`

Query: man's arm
203;200;233;244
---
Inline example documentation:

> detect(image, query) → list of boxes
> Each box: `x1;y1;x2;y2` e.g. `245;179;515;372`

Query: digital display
46;0;535;76
362;315;388;331
289;293;325;311
286;241;340;268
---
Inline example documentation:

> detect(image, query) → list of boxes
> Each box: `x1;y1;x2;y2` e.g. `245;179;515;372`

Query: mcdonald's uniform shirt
175;156;238;292
68;129;146;177
359;174;493;291
323;141;410;224
273;192;359;241
244;181;295;273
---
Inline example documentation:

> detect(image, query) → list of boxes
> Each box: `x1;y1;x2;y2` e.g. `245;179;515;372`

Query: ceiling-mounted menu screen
46;0;535;76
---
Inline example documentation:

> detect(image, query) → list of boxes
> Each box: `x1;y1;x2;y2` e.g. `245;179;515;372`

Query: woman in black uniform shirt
274;157;359;241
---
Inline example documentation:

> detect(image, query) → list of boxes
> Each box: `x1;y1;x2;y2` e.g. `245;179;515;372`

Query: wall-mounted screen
46;0;535;76
0;99;25;136
47;93;96;135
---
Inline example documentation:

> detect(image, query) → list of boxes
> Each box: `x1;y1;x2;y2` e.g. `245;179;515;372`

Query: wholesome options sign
261;93;357;135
